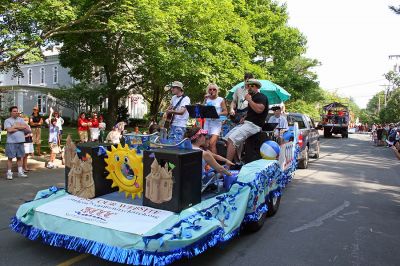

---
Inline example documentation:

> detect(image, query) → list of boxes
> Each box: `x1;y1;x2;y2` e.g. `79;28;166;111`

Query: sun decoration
104;144;144;199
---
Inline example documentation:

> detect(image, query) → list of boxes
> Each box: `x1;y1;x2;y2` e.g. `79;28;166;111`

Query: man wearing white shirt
166;81;191;141
268;106;288;132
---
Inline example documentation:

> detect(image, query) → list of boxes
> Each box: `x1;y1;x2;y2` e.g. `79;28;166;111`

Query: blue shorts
5;143;25;159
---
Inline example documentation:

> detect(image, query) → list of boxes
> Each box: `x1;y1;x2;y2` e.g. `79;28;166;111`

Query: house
0;54;148;120
0;54;77;118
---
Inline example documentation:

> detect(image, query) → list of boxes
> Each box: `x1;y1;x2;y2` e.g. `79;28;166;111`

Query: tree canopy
2;0;326;126
0;0;115;74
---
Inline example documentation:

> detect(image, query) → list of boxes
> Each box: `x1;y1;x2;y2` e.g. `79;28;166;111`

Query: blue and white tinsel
10;151;299;266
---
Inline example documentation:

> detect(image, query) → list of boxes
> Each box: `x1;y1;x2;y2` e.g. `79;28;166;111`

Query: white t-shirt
205;96;224;115
268;115;288;130
232;86;248;111
171;95;190;127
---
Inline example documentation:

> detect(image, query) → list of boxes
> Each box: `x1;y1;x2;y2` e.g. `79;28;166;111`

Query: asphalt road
1;133;399;266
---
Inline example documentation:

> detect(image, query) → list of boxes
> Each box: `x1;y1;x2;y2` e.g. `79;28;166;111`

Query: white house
0;54;148;119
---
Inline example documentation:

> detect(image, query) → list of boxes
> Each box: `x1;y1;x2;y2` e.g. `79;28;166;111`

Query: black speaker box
65;142;118;197
243;131;270;164
143;148;202;213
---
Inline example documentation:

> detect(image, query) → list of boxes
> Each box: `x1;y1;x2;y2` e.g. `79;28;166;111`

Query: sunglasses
246;84;257;88
208;88;217;91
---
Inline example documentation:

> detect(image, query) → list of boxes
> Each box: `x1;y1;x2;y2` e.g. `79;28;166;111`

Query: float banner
35;195;173;235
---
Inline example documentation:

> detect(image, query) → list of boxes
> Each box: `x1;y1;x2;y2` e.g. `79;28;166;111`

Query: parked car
285;113;320;169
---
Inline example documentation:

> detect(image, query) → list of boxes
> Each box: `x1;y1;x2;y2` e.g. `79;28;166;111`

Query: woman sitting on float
185;127;233;176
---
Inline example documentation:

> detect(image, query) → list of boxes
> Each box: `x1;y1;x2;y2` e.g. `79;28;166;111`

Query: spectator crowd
370;123;400;160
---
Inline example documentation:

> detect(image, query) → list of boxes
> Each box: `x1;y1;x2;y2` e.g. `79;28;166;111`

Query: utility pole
378;95;380;113
379;84;390;108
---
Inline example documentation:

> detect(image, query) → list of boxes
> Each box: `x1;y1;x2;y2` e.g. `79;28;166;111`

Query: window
28;68;32;84
37;95;47;113
40;67;45;84
17;75;20;85
287;115;306;129
53;66;58;84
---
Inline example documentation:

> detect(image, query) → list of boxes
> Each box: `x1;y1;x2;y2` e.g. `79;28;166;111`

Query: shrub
128;118;148;127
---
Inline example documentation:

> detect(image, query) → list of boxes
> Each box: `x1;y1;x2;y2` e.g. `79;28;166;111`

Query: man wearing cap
268;106;288;131
166;81;191;141
225;78;269;165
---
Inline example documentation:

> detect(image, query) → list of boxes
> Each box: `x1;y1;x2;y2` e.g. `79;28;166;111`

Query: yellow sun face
104;144;143;199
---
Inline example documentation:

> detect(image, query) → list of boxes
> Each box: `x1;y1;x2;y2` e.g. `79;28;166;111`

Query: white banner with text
36;195;173;235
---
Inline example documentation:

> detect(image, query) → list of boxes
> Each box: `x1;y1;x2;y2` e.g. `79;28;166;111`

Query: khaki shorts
32;127;41;144
79;131;88;142
50;143;60;154
225;121;261;148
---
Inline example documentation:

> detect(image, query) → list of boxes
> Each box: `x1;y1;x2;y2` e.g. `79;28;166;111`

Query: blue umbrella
226;80;291;105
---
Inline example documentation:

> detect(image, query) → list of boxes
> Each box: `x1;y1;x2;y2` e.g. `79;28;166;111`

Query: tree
269;56;322;103
57;0;259;126
0;0;114;73
49;83;107;118
389;5;400;15
55;0;311;127
379;88;400;122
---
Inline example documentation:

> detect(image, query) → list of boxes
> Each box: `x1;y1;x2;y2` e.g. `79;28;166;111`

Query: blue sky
282;0;400;108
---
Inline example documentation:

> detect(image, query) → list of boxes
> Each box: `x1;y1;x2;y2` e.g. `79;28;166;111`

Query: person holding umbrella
225;79;269;166
229;73;254;122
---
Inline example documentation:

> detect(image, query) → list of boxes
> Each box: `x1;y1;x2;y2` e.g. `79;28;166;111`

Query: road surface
1;133;399;266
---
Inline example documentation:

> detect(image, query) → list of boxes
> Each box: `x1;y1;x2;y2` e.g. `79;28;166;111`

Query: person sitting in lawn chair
185;127;234;192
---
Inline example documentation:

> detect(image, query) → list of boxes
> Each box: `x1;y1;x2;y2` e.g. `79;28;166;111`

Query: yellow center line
56;254;90;266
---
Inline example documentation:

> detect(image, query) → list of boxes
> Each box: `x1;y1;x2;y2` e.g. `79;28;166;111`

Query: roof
322;102;348;111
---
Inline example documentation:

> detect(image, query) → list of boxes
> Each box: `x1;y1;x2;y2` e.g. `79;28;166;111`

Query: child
98;115;106;142
106;126;121;144
47;118;60;169
148;123;160;134
23;116;33;172
89;113;100;141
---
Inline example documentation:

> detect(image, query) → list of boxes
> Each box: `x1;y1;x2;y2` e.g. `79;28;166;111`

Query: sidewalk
0;154;64;174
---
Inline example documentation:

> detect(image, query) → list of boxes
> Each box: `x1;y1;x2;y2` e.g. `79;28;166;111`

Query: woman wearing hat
203;83;228;154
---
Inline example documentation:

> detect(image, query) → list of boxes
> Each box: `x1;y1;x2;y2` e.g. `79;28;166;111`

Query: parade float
10;125;299;266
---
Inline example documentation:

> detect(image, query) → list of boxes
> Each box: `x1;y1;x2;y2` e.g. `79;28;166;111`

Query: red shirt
338;110;344;117
89;118;99;128
78;118;89;131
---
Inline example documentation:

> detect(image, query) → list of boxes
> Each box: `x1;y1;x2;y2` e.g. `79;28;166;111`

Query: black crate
143;149;202;213
65;142;117;197
243;131;271;164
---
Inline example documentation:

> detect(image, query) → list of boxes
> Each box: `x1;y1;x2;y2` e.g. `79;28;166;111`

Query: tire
311;141;320;159
266;193;281;217
298;146;309;169
243;209;267;233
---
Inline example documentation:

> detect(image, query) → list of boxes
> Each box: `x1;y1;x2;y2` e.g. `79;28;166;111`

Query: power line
327;78;386;90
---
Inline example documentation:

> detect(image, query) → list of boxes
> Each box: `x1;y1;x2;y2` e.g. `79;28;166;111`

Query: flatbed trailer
10;134;299;265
